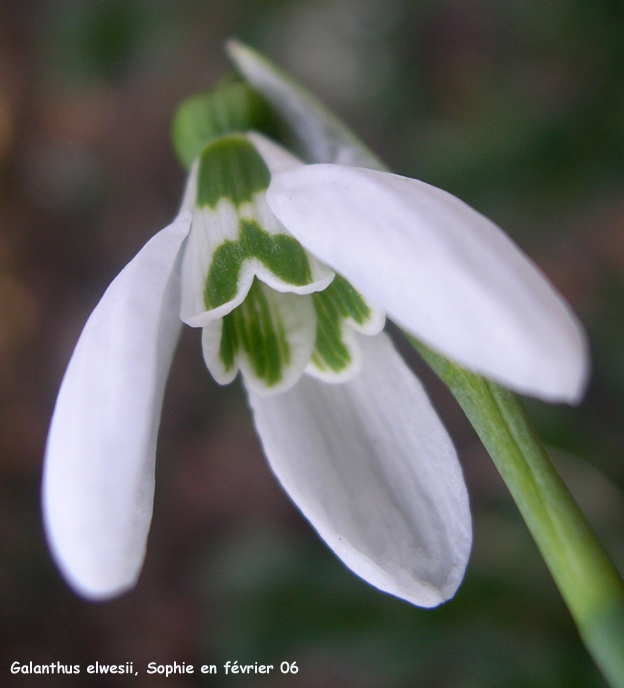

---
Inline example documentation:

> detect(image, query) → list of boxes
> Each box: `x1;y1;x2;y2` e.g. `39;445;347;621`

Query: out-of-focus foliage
2;1;624;686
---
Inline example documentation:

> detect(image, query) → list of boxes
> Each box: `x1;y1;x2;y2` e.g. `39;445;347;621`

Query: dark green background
1;1;624;686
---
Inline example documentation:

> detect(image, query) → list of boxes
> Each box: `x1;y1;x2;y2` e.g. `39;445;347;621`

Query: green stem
411;337;624;687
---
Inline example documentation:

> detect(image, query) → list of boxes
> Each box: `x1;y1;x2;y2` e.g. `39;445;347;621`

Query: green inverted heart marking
204;219;313;309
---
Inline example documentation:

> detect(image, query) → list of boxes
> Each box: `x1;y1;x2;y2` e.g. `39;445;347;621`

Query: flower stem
410;337;624;687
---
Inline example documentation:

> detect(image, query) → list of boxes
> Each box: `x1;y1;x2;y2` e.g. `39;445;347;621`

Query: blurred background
2;0;624;686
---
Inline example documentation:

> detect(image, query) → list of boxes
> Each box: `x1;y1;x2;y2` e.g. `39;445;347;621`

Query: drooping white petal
267;165;588;403
247;332;471;607
42;213;192;600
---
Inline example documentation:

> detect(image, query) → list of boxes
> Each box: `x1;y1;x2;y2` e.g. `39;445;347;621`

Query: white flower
42;131;588;608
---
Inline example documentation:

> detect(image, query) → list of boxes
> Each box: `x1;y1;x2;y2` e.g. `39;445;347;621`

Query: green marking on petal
312;289;351;372
204;240;243;310
204;219;313;309
219;313;238;373
310;275;372;373
219;279;290;387
310;351;328;372
240;219;313;288
325;273;372;326
197;136;271;209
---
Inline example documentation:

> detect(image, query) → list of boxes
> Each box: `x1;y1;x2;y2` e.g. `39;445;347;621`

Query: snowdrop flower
43;130;587;607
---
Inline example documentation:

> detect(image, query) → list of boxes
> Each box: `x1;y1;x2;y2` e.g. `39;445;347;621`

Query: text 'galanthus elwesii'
42;127;588;607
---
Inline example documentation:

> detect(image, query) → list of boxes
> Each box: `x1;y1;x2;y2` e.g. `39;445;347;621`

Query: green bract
180;132;384;393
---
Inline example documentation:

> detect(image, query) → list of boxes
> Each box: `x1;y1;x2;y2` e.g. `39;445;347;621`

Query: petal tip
518;320;591;405
248;332;472;609
65;572;137;603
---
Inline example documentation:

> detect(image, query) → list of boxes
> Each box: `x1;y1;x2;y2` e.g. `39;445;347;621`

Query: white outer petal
267;165;589;403
247;332;471;607
42;213;192;600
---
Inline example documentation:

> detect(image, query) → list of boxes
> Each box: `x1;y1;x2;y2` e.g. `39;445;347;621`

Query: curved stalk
412;338;624;687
